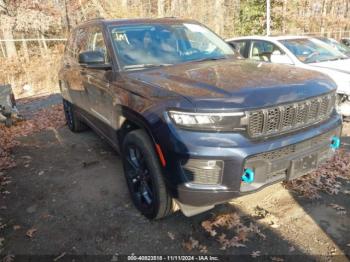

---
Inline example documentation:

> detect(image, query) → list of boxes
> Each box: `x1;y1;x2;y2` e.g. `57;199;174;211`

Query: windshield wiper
321;57;347;62
124;63;173;70
191;56;227;63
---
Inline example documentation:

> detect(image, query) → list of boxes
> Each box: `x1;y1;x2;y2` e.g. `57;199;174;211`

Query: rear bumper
155;114;342;207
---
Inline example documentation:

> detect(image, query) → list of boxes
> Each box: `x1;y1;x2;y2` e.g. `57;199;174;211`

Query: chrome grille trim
247;92;335;138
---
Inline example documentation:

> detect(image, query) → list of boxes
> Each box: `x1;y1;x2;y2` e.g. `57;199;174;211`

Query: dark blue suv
59;18;342;219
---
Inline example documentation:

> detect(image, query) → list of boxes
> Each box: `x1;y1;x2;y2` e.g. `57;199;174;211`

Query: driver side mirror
270;50;293;65
79;51;112;70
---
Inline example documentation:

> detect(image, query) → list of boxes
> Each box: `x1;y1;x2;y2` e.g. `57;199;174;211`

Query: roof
226;35;312;42
81;17;198;27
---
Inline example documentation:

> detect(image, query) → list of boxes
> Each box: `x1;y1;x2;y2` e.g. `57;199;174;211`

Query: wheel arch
118;106;159;149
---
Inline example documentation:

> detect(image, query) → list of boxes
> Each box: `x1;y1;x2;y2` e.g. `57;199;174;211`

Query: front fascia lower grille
181;159;224;185
247;92;336;138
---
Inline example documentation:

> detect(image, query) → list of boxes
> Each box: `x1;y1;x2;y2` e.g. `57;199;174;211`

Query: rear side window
250;40;283;62
232;41;248;57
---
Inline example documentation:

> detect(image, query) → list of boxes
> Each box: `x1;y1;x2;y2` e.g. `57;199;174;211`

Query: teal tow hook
242;168;254;183
331;136;340;150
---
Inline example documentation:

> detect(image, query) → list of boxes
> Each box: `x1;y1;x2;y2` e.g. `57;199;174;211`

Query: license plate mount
287;153;318;180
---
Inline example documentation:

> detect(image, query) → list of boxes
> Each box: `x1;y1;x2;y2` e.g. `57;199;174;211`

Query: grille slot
248;93;335;138
248;111;264;136
266;108;280;133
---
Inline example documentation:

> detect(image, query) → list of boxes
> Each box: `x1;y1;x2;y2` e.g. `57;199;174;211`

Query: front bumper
155;113;342;207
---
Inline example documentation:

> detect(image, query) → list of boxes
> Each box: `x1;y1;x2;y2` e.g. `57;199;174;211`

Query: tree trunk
282;0;288;33
79;0;87;20
214;0;225;35
158;0;165;17
91;0;106;17
37;31;45;57
2;27;17;58
171;0;179;16
320;0;328;35
21;33;29;61
0;41;6;58
121;0;128;9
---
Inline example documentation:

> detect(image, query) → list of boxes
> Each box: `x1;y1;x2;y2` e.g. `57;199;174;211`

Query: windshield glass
279;38;347;64
109;23;235;69
320;38;350;55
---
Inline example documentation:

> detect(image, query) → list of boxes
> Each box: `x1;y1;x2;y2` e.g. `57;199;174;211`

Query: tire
62;99;87;132
5;117;12;127
122;129;173;219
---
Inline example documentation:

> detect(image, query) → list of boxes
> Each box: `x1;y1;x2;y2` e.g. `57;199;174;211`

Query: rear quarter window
232;41;248;57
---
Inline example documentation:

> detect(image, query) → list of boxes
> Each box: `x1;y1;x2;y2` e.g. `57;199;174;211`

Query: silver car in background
227;36;350;119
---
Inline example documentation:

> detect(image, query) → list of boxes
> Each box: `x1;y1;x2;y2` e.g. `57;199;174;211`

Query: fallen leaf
271;257;284;261
53;252;66;261
283;151;350;199
13;225;21;230
199;244;208;253
2;255;15;262
182;237;199;251
251;250;261;258
329;203;346;215
26;228;37;238
167;232;175;240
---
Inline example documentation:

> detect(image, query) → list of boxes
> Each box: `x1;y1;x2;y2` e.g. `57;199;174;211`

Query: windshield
109;23;235;70
279;38;347;64
319;38;350;55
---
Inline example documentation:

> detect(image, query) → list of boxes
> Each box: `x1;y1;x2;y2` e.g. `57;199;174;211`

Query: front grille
247;92;335;138
181;159;223;185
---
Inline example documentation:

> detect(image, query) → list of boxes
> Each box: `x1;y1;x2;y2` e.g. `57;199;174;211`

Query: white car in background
227;36;350;118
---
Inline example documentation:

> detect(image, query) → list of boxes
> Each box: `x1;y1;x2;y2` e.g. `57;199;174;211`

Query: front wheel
122;129;173;219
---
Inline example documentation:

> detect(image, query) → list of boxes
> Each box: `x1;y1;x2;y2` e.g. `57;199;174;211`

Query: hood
310;58;350;74
308;59;350;95
127;59;336;110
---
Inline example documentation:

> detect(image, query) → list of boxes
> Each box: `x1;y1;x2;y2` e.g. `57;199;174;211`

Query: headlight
168;110;246;131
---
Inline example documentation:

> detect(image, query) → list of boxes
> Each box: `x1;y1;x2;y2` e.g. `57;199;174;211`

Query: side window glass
234;41;247;57
87;26;109;63
251;41;283;62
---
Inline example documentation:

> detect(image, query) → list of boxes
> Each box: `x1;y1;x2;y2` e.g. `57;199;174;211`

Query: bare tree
158;0;165;17
0;0;17;58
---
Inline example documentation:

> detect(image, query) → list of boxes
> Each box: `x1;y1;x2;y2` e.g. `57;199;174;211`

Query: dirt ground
1;95;350;261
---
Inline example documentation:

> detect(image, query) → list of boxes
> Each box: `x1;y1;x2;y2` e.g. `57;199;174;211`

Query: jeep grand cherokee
59;18;342;219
